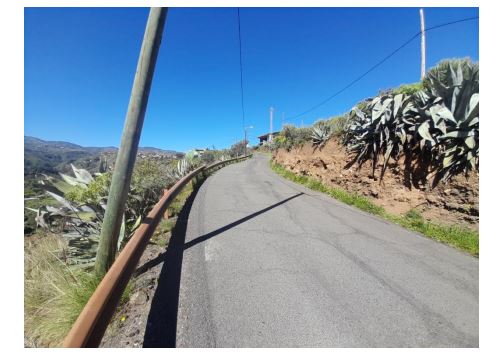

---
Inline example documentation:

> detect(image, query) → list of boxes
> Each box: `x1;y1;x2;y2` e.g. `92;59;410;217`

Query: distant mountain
24;136;182;176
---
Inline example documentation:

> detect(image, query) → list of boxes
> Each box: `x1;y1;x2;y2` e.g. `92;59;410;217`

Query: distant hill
24;136;182;176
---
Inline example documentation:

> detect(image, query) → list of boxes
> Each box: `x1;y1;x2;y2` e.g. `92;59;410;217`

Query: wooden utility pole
420;8;426;80
95;8;168;276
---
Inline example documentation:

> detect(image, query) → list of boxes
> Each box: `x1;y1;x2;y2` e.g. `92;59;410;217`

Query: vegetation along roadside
271;159;478;257
264;58;479;257
24;143;249;347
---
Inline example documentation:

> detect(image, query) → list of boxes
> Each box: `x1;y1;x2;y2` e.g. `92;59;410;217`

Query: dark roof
257;131;280;139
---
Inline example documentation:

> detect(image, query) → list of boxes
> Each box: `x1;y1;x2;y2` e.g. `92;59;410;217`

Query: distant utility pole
244;125;253;155
420;8;426;80
282;112;285;130
95;8;168;276
269;107;274;142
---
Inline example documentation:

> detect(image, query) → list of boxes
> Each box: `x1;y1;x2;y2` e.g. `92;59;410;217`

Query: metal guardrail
63;155;251;347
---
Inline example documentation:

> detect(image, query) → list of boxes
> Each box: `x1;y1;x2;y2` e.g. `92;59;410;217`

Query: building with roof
257;131;280;144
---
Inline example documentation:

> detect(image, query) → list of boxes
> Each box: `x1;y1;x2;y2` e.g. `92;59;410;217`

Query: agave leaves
59;164;93;188
29;152;208;267
343;59;479;185
29;164;146;268
311;124;332;148
423;61;479;182
177;157;192;178
425;59;479;123
437;93;479;181
344;93;412;179
168;154;198;180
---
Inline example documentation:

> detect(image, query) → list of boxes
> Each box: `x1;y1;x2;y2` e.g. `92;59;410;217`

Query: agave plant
311;124;332;149
165;151;199;180
343;59;479;185
28;165;140;267
436;93;479;181
344;93;413;179
424;60;479;182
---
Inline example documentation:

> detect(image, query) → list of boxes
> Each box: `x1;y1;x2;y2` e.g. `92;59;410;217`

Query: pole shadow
142;191;303;347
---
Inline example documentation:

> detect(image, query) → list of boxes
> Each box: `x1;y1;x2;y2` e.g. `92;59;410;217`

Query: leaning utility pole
95;8;168;276
420;8;426;80
269;107;274;142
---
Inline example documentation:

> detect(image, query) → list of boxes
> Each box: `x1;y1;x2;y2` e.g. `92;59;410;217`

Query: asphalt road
153;154;478;347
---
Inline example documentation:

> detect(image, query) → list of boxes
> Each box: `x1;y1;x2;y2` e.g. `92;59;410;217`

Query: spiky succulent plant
424;60;479;182
28;159;180;267
344;93;413;178
311;124;332;148
343;59;479;185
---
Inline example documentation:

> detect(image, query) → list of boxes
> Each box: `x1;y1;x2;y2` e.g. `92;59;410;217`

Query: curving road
146;153;478;347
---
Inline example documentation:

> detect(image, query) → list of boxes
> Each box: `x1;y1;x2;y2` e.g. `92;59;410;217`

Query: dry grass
24;233;131;347
24;233;101;347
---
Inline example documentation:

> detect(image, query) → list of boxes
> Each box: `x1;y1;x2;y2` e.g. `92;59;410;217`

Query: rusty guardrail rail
63;154;251;347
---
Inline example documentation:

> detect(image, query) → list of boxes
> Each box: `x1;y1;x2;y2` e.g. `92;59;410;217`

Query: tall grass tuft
24;233;132;347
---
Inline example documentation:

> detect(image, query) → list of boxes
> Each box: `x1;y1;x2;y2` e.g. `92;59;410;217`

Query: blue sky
24;7;478;152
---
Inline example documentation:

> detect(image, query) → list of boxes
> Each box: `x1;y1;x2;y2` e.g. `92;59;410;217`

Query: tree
229;140;248;158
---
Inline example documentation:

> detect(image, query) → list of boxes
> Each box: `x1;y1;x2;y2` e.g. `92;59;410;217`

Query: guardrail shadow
142;191;303;347
142;185;199;348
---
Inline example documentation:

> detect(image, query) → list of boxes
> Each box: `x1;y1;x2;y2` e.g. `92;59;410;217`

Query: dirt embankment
273;138;479;230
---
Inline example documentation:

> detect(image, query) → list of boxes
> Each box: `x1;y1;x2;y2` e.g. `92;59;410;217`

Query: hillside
267;59;479;233
24;136;182;176
273;139;478;230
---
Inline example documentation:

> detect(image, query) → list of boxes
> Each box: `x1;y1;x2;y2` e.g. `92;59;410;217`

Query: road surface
146;153;478;347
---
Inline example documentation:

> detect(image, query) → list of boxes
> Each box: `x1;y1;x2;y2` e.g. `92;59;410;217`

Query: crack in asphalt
153;154;479;348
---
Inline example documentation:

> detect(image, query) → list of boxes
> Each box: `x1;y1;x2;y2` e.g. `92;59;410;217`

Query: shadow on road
142;191;303;347
184;192;303;250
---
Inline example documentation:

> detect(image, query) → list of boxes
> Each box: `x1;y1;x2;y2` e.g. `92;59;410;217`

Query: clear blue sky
25;7;478;152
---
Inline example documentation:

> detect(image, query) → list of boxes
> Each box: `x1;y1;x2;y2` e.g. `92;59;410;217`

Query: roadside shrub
392;83;423;96
229;140;248;157
328;115;349;136
65;172;111;205
276;124;313;150
200;150;216;164
378;82;424;97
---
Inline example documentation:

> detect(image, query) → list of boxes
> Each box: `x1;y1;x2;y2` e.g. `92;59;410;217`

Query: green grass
149;180;197;248
150;217;176;247
169;182;194;217
271;161;478;257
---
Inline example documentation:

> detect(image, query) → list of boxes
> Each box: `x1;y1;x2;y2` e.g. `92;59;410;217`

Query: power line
286;15;479;121
237;8;246;129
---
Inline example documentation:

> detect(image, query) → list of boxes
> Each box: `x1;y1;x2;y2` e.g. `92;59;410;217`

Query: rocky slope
273;138;478;230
